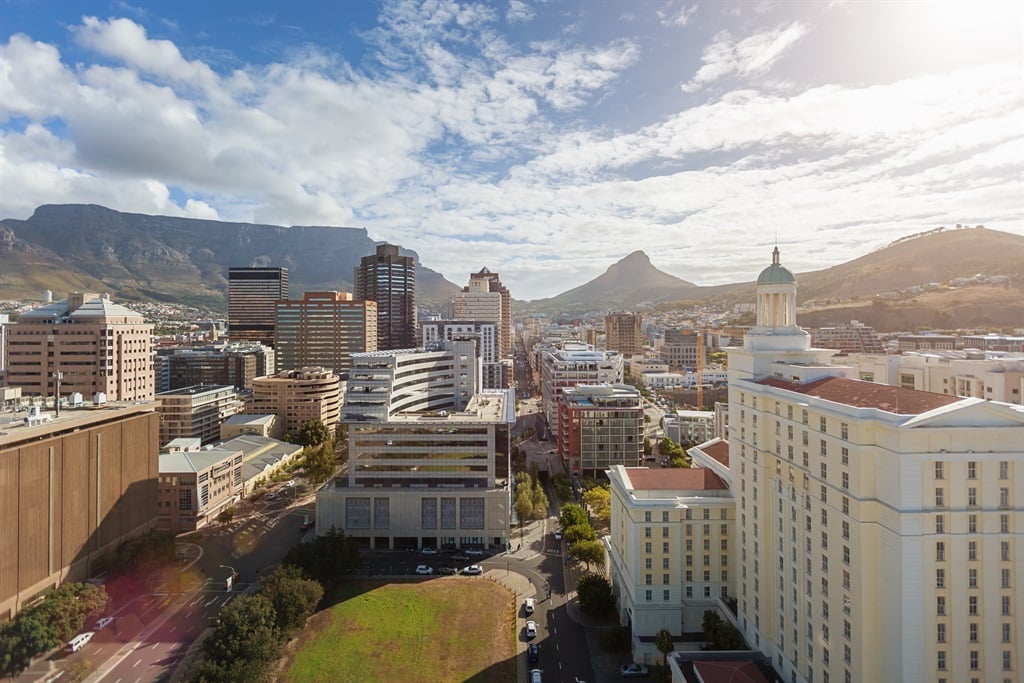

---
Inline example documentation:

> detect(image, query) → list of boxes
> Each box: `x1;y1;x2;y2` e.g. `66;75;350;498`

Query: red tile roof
756;376;960;414
625;467;727;491
693;660;770;683
701;440;730;467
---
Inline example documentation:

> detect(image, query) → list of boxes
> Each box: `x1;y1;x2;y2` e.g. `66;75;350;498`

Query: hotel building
4;293;154;401
228;266;288;347
729;248;1023;683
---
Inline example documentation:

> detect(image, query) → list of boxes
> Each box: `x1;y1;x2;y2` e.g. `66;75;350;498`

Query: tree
583;486;610;524
563;523;596;546
559;503;588;530
514;484;533;527
260;565;323;634
643;436;652;456
702;610;746;650
198;594;281;682
576;574;615;617
303;438;337;487
570;540;604;569
530;476;549;519
282;527;361;583
655;628;675;667
297;419;331;447
42;582;107;642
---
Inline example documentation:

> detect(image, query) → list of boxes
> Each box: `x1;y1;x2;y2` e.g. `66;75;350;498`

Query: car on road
66;632;94;653
620;663;649;677
420;547;438;555
93;617;114;631
465;548;484;556
530;669;543;683
452;553;470;561
553;530;562;541
414;565;433;575
300;519;315;531
525;620;537;638
524;597;535;614
266;491;277;500
528;643;540;663
285;479;296;487
438;567;458;575
462;564;484;575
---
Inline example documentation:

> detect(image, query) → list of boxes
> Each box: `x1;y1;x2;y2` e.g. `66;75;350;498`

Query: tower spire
772;245;780;266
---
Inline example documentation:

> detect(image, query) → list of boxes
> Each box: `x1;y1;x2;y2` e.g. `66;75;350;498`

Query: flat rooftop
384;390;515;425
0;401;159;448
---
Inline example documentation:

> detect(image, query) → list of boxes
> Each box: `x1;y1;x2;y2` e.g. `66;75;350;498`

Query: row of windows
935;460;1011;480
937;621;1014;643
937;650;1013;671
935;486;1012;507
937;594;1014;616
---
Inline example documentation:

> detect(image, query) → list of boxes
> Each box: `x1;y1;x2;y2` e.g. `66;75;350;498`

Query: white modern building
729;248;1024;683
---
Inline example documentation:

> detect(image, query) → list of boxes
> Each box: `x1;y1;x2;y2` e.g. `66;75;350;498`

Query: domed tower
753;246;799;332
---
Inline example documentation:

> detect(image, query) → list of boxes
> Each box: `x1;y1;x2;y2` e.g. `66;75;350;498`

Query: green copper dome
757;247;796;285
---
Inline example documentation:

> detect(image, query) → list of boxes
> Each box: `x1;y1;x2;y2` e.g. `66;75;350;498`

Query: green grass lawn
282;579;516;683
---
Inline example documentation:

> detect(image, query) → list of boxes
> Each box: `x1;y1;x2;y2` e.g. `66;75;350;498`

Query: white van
66;631;95;653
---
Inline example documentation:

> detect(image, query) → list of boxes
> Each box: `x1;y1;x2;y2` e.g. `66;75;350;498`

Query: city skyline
1;1;1021;300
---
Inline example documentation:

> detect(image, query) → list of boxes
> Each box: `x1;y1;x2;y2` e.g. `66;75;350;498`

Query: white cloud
506;1;535;24
682;21;808;92
658;2;697;27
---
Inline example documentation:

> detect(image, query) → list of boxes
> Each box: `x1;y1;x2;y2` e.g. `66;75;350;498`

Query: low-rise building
157;439;244;533
557;383;643;478
664;410;716;446
217;434;303;496
219;413;283;441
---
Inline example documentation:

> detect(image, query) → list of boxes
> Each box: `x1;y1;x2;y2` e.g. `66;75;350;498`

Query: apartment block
844;352;1024;405
157;342;275;392
353;244;416;350
274;291;377;373
156;384;242;446
4;293;154;401
655;329;711;371
728;248;1023;683
422;319;509;390
557;383;644;477
246;367;341;438
607;465;735;663
454;268;512;358
809;322;884;355
0;402;160;619
228;266;288;347
539;341;623;440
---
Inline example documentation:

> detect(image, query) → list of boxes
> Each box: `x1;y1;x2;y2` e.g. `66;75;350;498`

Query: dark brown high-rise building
228;267;288;347
353;244;416;350
605;312;644;356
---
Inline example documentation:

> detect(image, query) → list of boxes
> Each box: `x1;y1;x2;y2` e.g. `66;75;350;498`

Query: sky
1;1;1022;301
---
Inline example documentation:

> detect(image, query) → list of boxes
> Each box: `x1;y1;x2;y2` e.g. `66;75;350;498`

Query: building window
663;511;670;522
936;568;945;588
968;461;977;479
178;489;192;511
936;514;945;533
970;650;979;670
685;586;692;598
937;623;946;643
1003;541;1011;561
842;496;849;515
645;590;652;601
820;416;827;432
663;542;670;553
1001;514;1009;533
937;651;946;671
968;487;977;507
969;568;977;588
840;423;848;440
840;447;848;465
935;488;945;507
645;511;652;522
970;623;978;642
645;574;652;585
1000;487;1010;507
663;590;671;601
1002;595;1011;615
937;596;946;616
969;595;978;615
936;541;945;561
1003;651;1012;671
969;514;978;533
645;527;652;538
999;461;1009;479
935;462;944;479
645;542;652;553
969;541;977;561
1002;568;1011;589
1002;623;1011;643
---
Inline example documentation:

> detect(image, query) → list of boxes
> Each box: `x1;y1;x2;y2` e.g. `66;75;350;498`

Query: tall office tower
454;268;512;358
605;312;644;356
4;293;154;401
421;320;511;389
655;328;709;370
228;267;288;347
157;342;275;392
274;291;377;373
557;383;644;477
729;248;1023;683
353;244;416;350
1;401;159;619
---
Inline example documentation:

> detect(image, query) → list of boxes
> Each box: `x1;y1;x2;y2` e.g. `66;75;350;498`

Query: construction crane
696;331;704;410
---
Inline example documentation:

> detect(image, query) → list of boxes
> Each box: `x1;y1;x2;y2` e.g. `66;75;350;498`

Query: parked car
420;547;438;555
452;553;470;562
620;663;649;677
525;620;537;638
414;565;433;575
93;617;114;631
530;669;543;683
553;530;562;541
462;564;484;575
438;567;458;575
528;643;540;664
524;597;535;614
65;632;94;653
465;548;484;556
